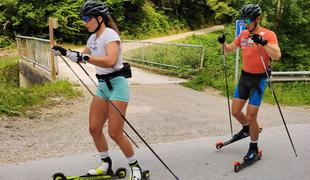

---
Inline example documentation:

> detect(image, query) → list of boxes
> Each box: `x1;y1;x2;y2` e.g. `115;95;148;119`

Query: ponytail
104;15;119;35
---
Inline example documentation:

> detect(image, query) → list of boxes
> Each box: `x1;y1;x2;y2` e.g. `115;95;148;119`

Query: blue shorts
96;76;130;102
234;70;267;106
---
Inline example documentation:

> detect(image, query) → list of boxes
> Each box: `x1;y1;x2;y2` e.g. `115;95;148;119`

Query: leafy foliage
182;30;310;105
0;0;308;70
181;30;237;93
275;0;310;71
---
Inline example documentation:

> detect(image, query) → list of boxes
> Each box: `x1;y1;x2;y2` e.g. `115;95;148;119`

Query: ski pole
58;55;139;149
221;44;233;138
61;55;179;179
256;46;298;157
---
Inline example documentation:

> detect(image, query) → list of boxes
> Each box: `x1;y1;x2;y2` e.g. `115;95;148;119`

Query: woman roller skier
53;0;144;179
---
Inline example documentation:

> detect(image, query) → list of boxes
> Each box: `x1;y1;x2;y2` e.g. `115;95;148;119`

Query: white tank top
86;27;123;75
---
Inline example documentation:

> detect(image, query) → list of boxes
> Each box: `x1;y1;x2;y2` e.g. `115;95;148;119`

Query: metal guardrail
271;71;310;82
15;35;58;74
15;36;308;83
122;40;205;70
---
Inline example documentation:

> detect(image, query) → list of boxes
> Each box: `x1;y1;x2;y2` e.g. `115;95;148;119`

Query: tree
276;0;310;71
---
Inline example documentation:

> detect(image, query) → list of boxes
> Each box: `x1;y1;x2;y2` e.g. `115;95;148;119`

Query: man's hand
51;45;68;56
218;34;226;44
252;34;268;46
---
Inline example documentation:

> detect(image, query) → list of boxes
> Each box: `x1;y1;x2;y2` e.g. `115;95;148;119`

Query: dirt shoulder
1;83;309;165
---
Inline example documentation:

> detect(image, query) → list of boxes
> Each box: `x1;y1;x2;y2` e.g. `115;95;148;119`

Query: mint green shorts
96;76;130;102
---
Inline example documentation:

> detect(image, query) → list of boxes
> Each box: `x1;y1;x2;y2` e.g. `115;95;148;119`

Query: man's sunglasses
82;16;92;23
243;18;254;25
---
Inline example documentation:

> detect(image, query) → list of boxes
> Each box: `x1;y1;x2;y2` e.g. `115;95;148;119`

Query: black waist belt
241;69;271;78
96;62;132;90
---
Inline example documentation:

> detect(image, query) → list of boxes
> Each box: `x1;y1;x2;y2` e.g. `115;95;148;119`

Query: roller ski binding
234;144;262;172
52;167;127;180
129;162;150;180
216;127;262;149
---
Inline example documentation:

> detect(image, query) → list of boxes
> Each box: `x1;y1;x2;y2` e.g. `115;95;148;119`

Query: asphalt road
0;124;309;180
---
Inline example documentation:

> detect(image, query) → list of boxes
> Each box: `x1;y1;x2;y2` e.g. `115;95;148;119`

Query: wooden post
49;17;56;81
200;46;204;69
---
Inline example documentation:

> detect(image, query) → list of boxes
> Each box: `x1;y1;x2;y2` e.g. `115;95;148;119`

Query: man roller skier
218;4;281;162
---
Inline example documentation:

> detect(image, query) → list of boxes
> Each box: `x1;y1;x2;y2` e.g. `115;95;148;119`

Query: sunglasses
82;16;92;23
243;18;254;25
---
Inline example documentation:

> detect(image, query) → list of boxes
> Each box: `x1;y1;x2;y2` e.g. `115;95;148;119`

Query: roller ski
216;127;262;149
52;167;127;180
234;143;262;172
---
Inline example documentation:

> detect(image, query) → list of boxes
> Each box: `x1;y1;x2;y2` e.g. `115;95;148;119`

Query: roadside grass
0;54;81;116
59;43;84;50
123;42;202;70
264;82;310;106
175;31;310;106
123;28;309;106
0;56;19;87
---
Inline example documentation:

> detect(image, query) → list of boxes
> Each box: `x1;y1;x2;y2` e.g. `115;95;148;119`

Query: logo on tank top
241;37;254;47
90;41;97;49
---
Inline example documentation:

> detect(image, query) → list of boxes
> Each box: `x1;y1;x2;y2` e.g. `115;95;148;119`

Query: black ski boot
233;142;262;172
232;125;249;141
244;142;259;162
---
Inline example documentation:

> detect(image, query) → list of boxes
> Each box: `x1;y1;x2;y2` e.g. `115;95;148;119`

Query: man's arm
223;42;239;54
263;43;281;60
218;34;239;54
252;33;281;60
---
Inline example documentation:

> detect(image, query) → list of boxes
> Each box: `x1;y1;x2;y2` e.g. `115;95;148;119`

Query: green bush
121;2;173;39
0;37;13;48
178;27;237;93
180;27;310;106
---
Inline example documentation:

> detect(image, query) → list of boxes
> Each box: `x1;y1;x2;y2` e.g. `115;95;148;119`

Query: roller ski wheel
233;150;262;172
142;170;150;180
52;167;127;180
215;141;224;149
53;172;67;180
215;127;262;149
115;167;127;178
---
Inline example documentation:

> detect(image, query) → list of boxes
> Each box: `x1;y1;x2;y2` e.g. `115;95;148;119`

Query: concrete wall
19;59;52;87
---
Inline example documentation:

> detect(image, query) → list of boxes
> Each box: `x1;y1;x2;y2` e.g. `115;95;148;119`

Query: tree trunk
276;0;283;35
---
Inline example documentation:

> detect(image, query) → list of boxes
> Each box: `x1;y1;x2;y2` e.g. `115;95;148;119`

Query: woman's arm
87;41;120;68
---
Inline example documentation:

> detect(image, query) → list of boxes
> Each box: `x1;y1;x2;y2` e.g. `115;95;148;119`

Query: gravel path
1;83;309;165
